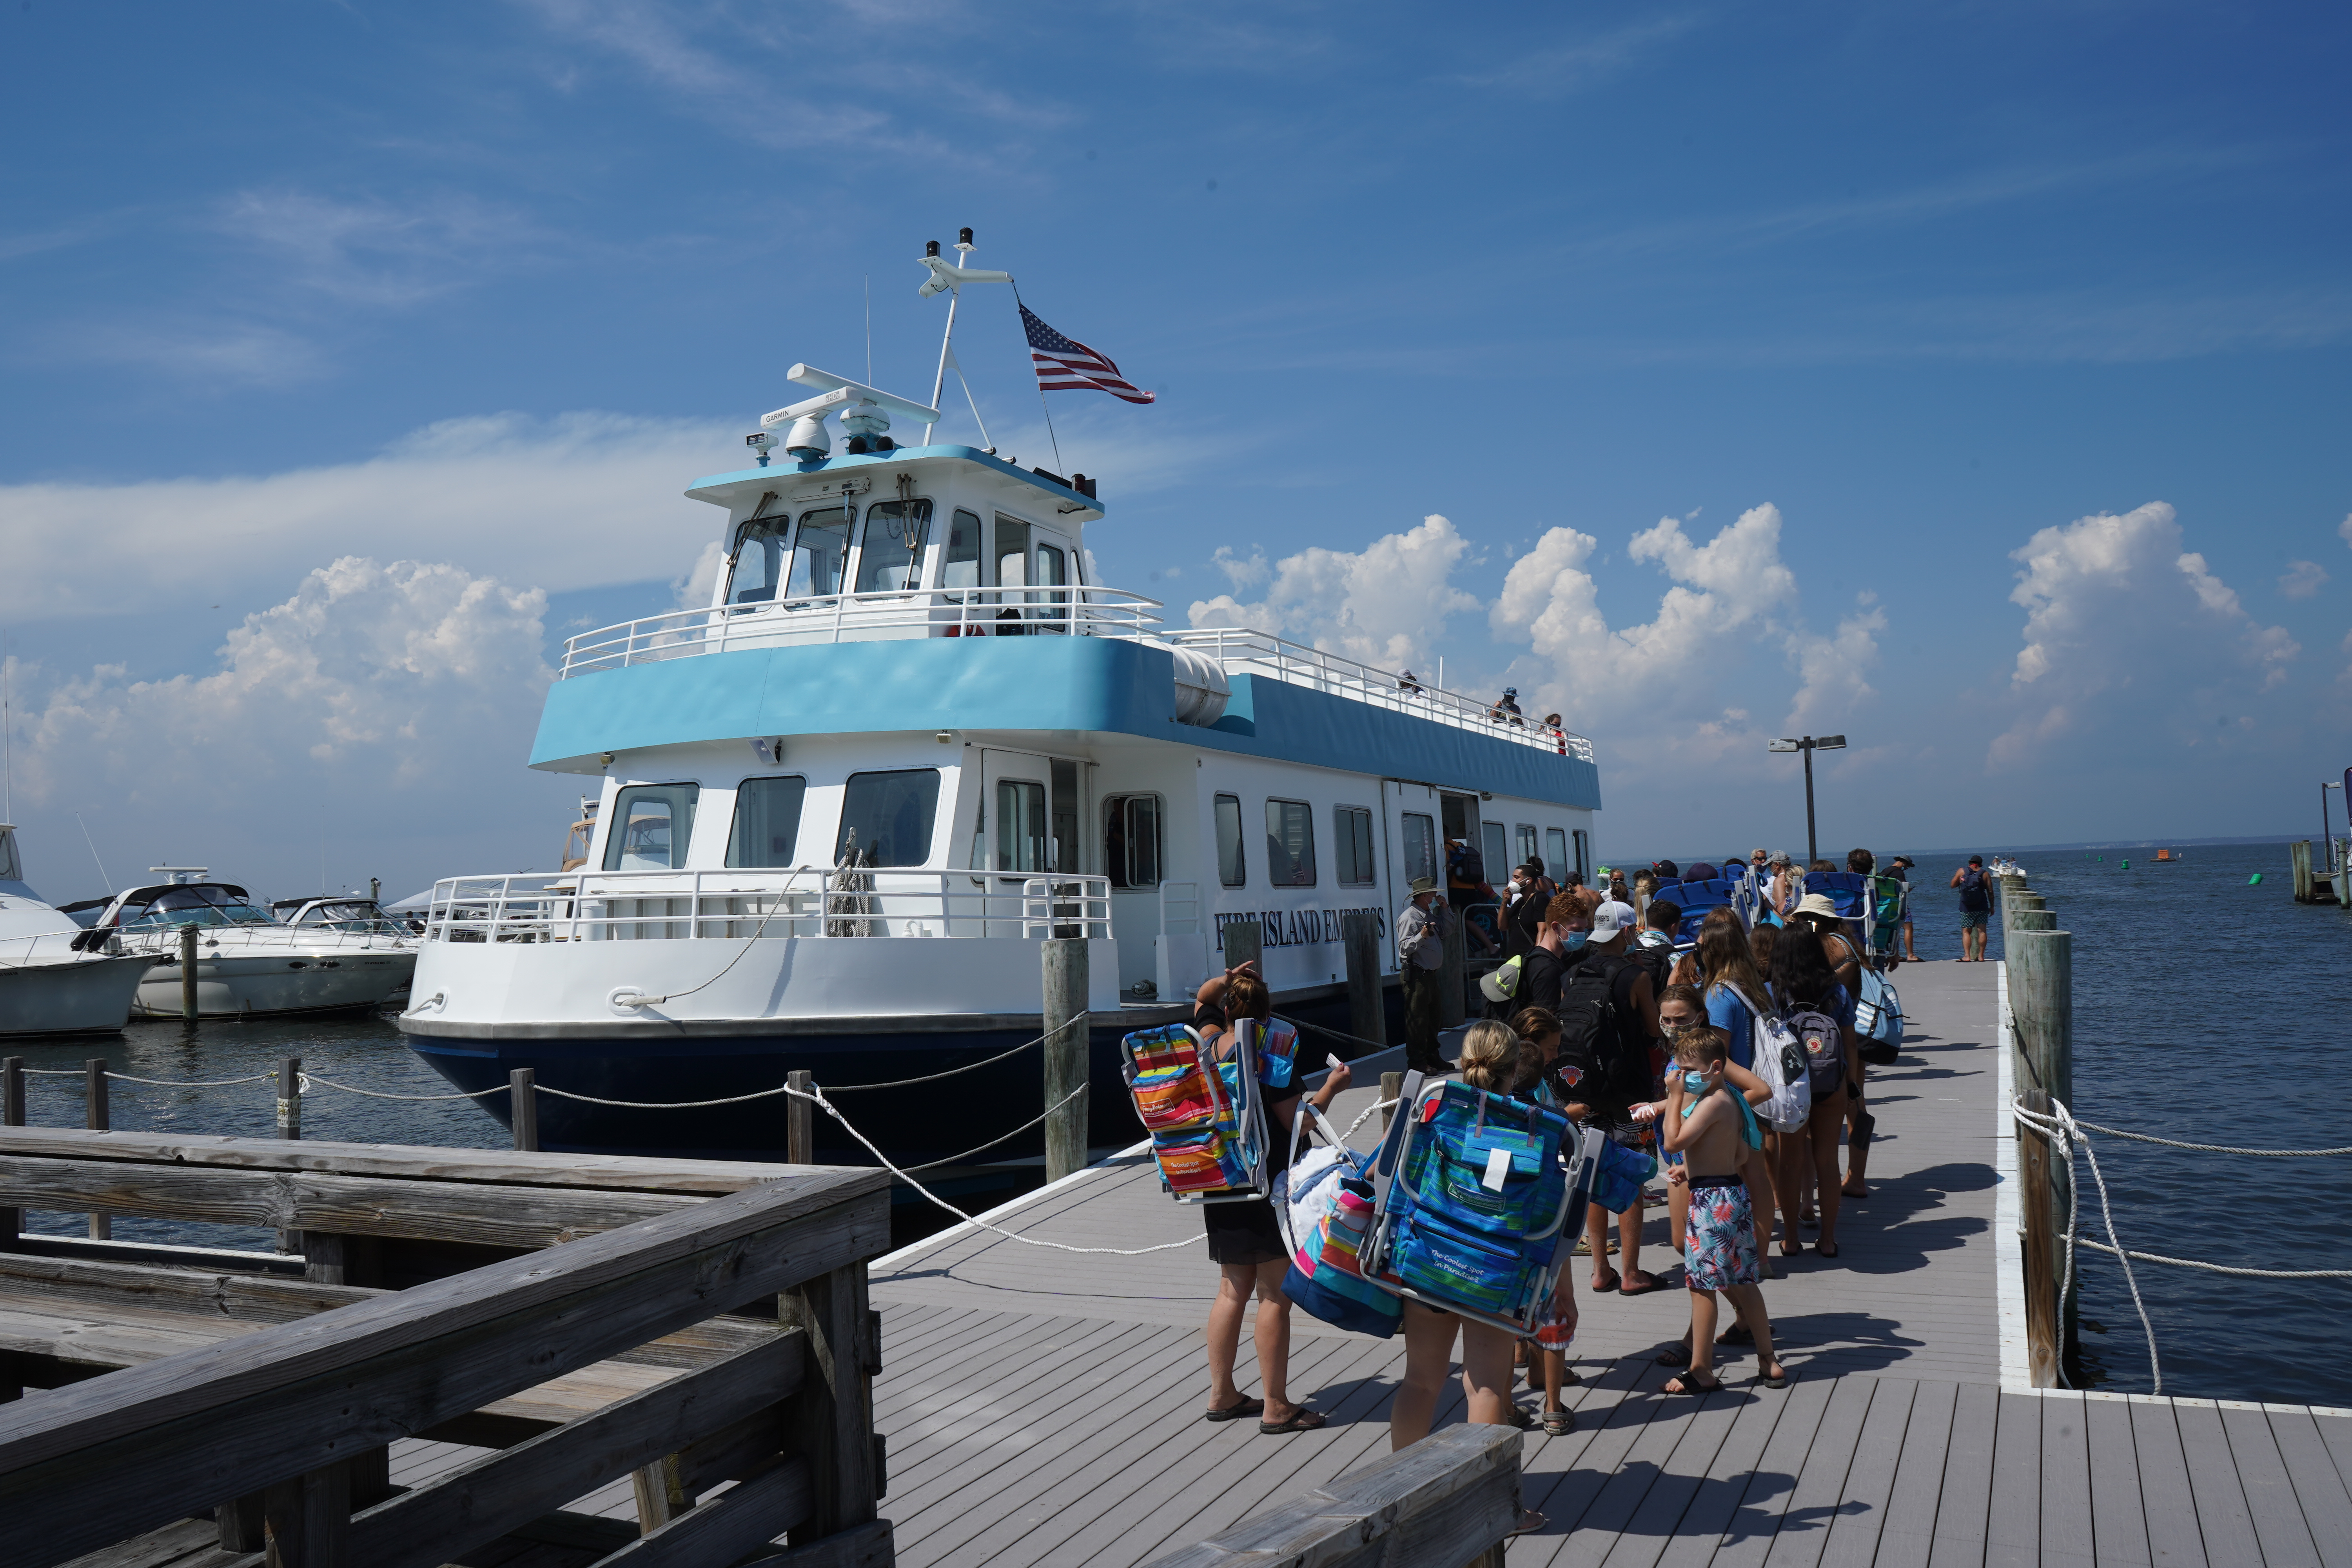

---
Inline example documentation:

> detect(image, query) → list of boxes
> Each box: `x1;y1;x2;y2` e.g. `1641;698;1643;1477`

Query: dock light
1768;735;1850;865
936;731;955;744
599;752;614;767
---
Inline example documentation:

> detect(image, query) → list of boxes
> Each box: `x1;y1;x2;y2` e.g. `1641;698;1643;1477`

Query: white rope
786;1082;1202;1256
2065;1235;2352;1280
297;1073;506;1102
1342;1097;1401;1141
896;1083;1089;1173
2056;1120;2352;1158
2014;1097;2162;1393
102;1071;273;1089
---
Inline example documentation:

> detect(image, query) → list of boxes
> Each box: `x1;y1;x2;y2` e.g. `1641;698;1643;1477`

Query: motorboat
83;869;419;1018
397;233;1607;1164
0;824;151;1036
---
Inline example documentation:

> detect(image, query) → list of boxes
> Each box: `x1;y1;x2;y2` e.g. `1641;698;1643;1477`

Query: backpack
1855;967;1903;1065
1724;983;1811;1132
1958;866;1990;912
1120;1025;1268;1203
1554;954;1624;1111
1277;1103;1401;1338
1779;994;1849;1097
1362;1076;1596;1334
1624;939;1673;1009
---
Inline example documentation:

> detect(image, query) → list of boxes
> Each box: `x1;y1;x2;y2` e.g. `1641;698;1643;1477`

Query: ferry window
1481;822;1508;886
855;499;931;593
787;507;851;601
995;515;1030;589
1514;824;1537;870
1034;543;1069;632
1572;829;1590;881
1265;799;1316;887
837;769;939;866
1335;806;1376;886
728;515;788;608
942;508;983;590
1051;758;1080;872
725;776;807;868
1214;794;1246;887
604;784;701;871
1546;828;1569;877
996;779;1047;871
1105;795;1161;888
1402;813;1437;887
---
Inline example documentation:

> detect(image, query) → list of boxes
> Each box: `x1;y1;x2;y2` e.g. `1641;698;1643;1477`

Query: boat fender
1168;645;1231;727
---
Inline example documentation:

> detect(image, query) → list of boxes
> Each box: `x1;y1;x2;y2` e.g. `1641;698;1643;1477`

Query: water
1916;842;2352;1405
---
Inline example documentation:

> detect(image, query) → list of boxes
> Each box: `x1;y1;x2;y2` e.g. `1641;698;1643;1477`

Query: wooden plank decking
849;961;2352;1566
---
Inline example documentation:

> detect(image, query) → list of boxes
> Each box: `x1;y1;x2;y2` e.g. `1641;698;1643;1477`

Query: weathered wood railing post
1;1058;19;1255
1342;909;1384;1053
84;1059;109;1241
1380;1070;1403;1133
1043;936;1089;1184
2018;1085;2061;1388
509;1068;539;1153
2009;926;2076;1368
788;1069;815;1165
276;1057;304;1262
786;1263;883;1553
179;925;199;1025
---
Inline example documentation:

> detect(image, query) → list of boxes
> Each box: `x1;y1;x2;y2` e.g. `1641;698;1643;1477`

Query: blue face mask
1563;931;1589;951
1681;1069;1710;1097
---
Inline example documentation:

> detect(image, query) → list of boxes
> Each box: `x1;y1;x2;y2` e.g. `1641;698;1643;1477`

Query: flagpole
1011;282;1065;474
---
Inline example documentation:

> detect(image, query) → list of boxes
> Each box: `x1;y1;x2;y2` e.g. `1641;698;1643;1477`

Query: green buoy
2249;872;2264;885
2121;858;2131;869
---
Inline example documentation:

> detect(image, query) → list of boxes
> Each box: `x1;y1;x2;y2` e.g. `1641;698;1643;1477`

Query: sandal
1509;1508;1548;1538
1590;1270;1621;1294
1663;1368;1723;1394
1506;1401;1536;1430
1717;1324;1755;1347
1756;1360;1789;1390
1618;1270;1661;1296
1204;1396;1264;1423
1543;1406;1575;1436
1258;1406;1327;1435
1815;1240;1840;1259
1655;1342;1691;1368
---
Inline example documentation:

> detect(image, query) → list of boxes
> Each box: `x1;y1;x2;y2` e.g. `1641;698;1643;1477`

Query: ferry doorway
977;749;1085;934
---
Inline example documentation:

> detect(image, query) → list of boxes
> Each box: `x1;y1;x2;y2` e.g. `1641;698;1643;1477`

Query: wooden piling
2;1058;20;1251
1380;1070;1403;1134
787;1069;815;1165
1043;936;1089;1184
2009;927;2076;1366
2292;840;2315;902
509;1068;539;1153
277;1058;303;1259
2018;1085;2061;1389
178;925;199;1024
1221;917;1263;980
84;1059;109;1241
1342;910;1384;1054
2014;909;2057;933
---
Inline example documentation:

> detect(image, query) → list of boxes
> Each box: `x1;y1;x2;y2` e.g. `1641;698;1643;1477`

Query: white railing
421;867;1113;944
1159;628;1597;762
557;587;1166;677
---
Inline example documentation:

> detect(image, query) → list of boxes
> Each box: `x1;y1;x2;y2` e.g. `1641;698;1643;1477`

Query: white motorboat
0;825;151;1036
85;870;419;1019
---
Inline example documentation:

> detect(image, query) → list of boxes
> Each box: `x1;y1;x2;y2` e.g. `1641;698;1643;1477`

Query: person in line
1505;859;1555;956
1396;876;1453;1073
1571;899;1664;1294
1391;1020;1575;1544
1192;967;1354;1432
1769;926;1861;1259
1642;995;1775;1367
1515;890;1585;1014
1951;854;1993;962
1792;893;1862;995
1660;1025;1787;1393
1749;848;1771;882
1507;1004;1581;1436
1767;851;1801;921
1687;914;1782;1263
1890;855;1920;962
1605;866;1632;904
1638;898;1682;958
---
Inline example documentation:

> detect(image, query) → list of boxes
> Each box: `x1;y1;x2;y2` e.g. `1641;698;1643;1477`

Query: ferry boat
397;241;1603;1166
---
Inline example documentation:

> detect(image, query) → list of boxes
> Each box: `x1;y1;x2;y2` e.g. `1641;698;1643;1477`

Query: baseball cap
1591;900;1638;940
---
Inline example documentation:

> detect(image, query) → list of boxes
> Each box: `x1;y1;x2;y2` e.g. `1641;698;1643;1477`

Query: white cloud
1993;501;2299;768
1187;514;1480;674
0;411;738;625
220;188;554;308
2279;559;2328;599
2340;512;2352;549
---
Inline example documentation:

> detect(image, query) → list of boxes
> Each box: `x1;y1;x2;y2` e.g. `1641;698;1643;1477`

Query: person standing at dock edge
1396;877;1454;1073
1951;855;1992;962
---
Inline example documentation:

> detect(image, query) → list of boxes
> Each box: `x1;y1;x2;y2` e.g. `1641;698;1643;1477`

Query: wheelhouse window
726;776;807;868
727;510;788;608
1265;800;1316;887
1214;794;1246;887
993;515;1030;635
604;784;701;871
1546;828;1569;878
1402;813;1437;888
837;769;939;866
942;508;983;590
855;499;931;593
1335;806;1376;886
1034;541;1069;632
787;507;851;601
996;779;1047;871
1105;795;1161;888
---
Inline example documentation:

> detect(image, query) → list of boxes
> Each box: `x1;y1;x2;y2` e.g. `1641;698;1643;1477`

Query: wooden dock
861;961;2352;1567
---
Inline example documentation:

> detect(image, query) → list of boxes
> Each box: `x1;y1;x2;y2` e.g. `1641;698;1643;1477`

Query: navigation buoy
2249;872;2264;885
2121;859;2131;869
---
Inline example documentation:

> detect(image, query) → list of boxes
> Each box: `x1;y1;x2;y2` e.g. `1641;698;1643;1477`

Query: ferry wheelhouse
400;302;1602;1168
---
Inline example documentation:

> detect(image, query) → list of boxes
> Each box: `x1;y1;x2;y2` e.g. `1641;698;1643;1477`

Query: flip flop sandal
1589;1270;1621;1293
1543;1407;1575;1436
1717;1324;1755;1347
1505;1401;1536;1430
1663;1370;1723;1395
1655;1343;1692;1367
1815;1240;1841;1258
1258;1407;1327;1435
1756;1364;1790;1390
1204;1396;1265;1423
1508;1508;1547;1537
1619;1271;1661;1296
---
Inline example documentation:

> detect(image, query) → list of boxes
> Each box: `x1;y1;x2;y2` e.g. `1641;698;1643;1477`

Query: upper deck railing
557;586;1595;763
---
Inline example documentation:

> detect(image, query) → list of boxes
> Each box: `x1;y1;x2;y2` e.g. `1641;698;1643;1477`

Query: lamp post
1768;734;1846;866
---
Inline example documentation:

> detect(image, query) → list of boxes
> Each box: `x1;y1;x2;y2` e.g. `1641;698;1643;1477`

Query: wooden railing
1139;1421;1520;1568
0;1129;893;1568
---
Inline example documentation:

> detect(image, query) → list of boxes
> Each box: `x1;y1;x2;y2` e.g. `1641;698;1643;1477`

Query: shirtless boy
1660;1026;1788;1393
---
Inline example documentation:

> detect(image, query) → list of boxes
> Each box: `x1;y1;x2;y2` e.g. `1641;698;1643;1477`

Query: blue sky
3;1;2348;899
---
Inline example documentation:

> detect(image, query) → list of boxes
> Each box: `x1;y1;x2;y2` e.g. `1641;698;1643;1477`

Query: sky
2;0;2348;901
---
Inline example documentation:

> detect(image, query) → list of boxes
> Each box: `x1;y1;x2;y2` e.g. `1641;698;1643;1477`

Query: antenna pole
75;813;111;895
864;275;872;385
2;630;12;823
925;289;961;447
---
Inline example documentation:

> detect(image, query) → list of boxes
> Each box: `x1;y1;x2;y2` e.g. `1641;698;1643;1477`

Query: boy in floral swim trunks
1660;1027;1788;1394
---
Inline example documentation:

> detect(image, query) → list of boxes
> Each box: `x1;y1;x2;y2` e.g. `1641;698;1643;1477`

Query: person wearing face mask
1658;1026;1786;1393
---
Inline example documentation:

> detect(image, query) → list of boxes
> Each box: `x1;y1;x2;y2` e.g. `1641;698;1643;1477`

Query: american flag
1021;304;1156;405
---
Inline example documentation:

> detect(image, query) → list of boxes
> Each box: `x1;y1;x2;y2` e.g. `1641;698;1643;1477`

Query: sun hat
1408;875;1437;895
1590;900;1638;940
1793;893;1841;922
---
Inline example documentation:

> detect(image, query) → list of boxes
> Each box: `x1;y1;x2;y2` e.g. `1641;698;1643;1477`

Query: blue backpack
1361;1076;1599;1334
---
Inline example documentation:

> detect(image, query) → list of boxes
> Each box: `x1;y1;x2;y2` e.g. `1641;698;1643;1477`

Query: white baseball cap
1591;900;1638;940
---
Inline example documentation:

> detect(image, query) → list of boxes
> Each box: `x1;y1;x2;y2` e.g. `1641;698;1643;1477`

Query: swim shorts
1684;1176;1759;1292
1960;909;1988;929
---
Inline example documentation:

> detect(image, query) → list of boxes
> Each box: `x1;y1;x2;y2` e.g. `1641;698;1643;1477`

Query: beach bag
1233;1016;1301;1091
1589;1135;1657;1213
1279;1103;1399;1336
1855;968;1903;1065
1363;1079;1591;1334
1726;984;1810;1132
1121;1025;1267;1203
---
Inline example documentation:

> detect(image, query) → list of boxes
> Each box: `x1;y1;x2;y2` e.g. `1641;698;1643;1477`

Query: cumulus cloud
1993;501;2298;768
2280;559;2329;599
1188;515;1481;673
0;411;737;624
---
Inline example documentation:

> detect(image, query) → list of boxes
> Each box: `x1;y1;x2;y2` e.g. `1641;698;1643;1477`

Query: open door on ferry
977;749;1085;933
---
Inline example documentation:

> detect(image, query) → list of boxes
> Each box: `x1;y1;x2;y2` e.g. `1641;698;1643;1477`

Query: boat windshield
118;886;276;929
288;900;403;933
